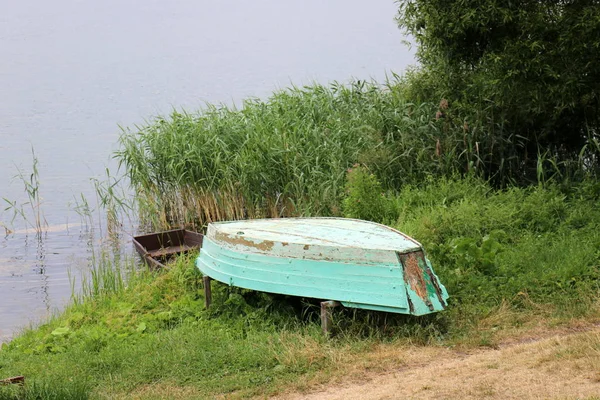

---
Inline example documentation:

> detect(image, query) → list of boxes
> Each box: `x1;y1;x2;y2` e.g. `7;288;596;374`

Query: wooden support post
320;301;340;336
203;276;212;309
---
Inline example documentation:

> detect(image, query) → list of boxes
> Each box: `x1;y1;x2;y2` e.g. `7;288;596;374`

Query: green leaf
136;322;147;333
51;327;70;336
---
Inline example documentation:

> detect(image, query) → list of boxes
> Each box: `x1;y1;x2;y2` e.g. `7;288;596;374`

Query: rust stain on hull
398;251;446;312
215;232;275;251
398;251;429;301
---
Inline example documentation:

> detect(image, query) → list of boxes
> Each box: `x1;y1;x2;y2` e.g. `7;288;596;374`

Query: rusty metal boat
133;229;203;269
196;218;448;316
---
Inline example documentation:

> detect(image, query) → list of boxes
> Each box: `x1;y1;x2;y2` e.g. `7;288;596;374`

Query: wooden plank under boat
196;218;448;316
133;229;203;269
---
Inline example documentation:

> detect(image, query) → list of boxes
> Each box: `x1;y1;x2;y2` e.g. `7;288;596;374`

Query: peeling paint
398;251;429;301
215;232;275;251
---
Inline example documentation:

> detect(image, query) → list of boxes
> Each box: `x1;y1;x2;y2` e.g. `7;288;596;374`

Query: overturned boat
196;218;448;316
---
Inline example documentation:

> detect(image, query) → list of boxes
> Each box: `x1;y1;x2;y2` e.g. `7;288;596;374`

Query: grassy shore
1;178;599;399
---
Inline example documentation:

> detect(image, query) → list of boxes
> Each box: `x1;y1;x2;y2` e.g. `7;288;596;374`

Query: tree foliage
397;0;600;181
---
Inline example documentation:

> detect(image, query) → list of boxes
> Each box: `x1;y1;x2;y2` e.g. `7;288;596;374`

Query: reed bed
116;79;600;231
116;80;464;229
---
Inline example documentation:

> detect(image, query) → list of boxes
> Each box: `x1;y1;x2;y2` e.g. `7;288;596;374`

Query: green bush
342;165;396;223
397;0;600;183
340;174;600;313
390;179;600;312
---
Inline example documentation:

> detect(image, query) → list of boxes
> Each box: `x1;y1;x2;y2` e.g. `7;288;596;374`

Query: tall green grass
2;148;47;235
116;78;600;231
116;80;485;229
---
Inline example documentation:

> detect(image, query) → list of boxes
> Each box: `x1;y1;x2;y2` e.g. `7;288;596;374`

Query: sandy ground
276;328;600;400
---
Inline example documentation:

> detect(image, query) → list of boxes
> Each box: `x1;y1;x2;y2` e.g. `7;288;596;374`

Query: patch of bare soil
275;328;600;400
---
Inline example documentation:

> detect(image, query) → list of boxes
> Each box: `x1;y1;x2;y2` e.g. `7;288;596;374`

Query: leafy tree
397;0;600;181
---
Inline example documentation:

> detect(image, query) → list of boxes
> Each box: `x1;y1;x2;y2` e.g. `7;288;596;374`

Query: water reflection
0;223;109;343
34;234;50;314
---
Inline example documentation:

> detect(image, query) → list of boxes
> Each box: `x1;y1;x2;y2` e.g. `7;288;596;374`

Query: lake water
0;0;414;342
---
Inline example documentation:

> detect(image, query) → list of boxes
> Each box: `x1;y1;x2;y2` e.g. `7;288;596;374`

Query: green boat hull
196;218;448;316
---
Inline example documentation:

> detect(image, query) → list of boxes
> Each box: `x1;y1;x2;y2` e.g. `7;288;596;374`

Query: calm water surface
0;0;414;342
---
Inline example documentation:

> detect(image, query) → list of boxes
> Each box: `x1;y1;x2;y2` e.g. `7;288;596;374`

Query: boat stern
397;250;448;315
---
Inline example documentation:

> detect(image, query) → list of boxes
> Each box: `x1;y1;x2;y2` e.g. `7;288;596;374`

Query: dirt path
276;328;600;400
